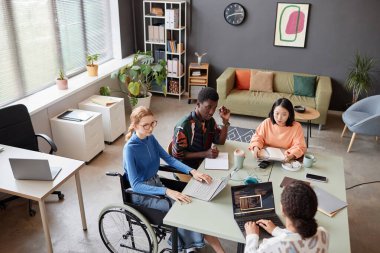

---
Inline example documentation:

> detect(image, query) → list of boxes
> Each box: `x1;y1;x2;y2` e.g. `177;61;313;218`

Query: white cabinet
143;0;187;100
50;109;105;162
78;95;127;144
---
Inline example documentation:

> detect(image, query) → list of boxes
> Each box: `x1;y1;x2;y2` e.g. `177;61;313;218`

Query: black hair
197;87;219;103
268;98;295;126
281;181;318;239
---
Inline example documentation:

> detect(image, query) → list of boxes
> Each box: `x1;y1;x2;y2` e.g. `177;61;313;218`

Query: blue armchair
341;95;380;152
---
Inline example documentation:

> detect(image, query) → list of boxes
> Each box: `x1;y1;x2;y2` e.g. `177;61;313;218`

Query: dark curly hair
198;87;219;103
281;181;318;239
268;98;295;126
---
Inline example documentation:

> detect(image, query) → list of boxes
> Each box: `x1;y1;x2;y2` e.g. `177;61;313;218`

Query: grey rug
227;126;255;143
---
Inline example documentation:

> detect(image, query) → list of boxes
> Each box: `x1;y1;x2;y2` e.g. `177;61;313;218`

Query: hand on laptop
244;221;259;235
166;189;192;204
190;169;212;184
256;219;276;234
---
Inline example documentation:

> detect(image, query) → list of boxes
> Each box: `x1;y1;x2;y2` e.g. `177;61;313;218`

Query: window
0;0;113;106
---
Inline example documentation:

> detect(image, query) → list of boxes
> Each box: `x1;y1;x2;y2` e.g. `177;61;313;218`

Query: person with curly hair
244;181;329;253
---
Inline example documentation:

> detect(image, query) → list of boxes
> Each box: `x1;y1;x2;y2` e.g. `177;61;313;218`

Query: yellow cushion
249;70;274;92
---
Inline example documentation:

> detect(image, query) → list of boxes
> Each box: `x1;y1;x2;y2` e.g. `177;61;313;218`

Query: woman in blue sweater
123;106;225;253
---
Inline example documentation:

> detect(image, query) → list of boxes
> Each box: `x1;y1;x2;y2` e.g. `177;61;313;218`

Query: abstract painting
274;3;310;47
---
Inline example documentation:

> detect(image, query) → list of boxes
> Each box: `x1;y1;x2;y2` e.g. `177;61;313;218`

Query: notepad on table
205;152;229;170
313;186;348;217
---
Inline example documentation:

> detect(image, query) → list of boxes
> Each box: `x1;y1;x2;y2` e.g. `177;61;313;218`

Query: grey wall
132;0;380;110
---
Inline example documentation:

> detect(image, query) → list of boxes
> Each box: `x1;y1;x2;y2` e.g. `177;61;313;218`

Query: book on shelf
192;70;201;76
190;79;206;84
177;43;183;53
313;186;348;217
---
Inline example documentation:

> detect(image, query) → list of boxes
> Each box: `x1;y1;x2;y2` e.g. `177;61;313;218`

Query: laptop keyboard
237;214;284;239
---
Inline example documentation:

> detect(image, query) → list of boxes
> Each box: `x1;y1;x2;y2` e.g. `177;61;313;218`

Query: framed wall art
274;3;310;48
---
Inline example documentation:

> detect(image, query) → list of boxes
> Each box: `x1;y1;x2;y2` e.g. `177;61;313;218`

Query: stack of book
148;24;165;43
167;58;183;76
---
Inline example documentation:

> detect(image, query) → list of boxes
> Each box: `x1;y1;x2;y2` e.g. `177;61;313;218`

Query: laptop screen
231;182;275;216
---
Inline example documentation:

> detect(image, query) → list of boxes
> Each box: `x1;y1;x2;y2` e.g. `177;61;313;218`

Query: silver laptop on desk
9;158;62;181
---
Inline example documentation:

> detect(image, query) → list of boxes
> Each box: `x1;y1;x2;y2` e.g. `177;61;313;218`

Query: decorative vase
86;65;98;76
56;79;68;90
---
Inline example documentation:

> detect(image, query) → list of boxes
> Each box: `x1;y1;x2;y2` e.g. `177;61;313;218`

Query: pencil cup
234;149;245;170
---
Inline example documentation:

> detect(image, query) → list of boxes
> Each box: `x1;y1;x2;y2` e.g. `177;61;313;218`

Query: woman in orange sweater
249;98;306;161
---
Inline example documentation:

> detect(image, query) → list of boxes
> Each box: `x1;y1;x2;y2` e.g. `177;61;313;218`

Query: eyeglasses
139;120;158;130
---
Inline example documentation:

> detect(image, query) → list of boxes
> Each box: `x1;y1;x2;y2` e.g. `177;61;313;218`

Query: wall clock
224;3;246;26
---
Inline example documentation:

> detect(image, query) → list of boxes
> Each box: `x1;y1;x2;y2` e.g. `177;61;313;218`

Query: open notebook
259;147;285;162
182;172;232;201
205;152;229;170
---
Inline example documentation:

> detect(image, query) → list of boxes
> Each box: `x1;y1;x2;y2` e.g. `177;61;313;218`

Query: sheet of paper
205;152;229;170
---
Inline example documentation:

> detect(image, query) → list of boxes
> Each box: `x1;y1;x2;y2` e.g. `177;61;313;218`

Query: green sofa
216;68;332;127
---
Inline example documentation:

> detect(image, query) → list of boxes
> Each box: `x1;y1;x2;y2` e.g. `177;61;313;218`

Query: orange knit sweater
249;118;306;158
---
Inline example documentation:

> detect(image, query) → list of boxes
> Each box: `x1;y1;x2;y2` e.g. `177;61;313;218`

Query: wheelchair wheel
99;204;158;253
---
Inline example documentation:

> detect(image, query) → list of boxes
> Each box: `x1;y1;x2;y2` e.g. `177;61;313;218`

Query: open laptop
231;182;284;238
9;158;62;181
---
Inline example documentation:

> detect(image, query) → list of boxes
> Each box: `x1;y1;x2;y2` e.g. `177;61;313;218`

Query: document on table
205;152;229;170
183;175;230;201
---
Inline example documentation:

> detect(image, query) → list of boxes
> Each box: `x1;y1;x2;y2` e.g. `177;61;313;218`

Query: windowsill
10;56;134;115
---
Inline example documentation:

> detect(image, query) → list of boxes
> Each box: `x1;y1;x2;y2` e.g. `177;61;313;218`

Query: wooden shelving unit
188;63;209;104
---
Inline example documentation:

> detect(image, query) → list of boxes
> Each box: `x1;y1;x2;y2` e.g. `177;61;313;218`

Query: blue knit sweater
123;132;192;195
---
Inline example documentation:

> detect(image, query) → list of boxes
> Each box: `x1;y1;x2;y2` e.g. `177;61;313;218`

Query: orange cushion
235;69;251;90
250;70;274;92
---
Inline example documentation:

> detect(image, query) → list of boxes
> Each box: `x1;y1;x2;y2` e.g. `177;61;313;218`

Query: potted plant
346;52;376;104
101;51;167;108
56;69;68;90
86;53;100;76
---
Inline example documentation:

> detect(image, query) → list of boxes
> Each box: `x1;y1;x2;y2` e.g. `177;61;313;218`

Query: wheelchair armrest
36;133;57;154
159;164;190;175
125;188;172;208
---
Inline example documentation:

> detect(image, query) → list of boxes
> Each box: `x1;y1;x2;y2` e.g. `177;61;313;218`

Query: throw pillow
235;69;251;90
249;70;274;92
294;75;317;97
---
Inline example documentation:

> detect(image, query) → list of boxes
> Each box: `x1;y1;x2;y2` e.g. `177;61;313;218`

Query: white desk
164;141;350;252
0;145;87;253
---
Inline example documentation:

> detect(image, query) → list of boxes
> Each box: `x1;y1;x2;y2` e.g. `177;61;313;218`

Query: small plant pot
87;65;98;76
56;79;68;90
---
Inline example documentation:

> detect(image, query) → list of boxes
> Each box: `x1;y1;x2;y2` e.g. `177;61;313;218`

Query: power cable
346;181;380;190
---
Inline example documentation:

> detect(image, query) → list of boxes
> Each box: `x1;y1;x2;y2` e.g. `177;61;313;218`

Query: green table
163;140;350;252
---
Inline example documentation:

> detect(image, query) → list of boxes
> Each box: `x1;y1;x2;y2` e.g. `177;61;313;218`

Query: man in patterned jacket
172;87;231;168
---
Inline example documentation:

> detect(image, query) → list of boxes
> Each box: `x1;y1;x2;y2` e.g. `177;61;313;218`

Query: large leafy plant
346;53;375;104
106;51;167;105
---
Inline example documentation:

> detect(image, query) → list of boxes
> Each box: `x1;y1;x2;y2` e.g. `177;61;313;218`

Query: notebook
57;110;92;122
231;182;284;238
9;158;62;181
182;172;231;201
205;152;229;170
259;147;285;162
313;186;348;217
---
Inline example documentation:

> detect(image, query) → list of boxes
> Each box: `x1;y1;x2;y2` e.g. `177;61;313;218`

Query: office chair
0;104;64;216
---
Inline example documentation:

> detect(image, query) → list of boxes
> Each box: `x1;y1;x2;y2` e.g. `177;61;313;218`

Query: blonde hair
125;106;154;141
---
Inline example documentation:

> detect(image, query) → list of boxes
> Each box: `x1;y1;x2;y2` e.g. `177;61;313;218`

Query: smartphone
305;173;328;183
258;160;271;169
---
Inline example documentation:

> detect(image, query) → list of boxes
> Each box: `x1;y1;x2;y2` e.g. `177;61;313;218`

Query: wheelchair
98;165;187;253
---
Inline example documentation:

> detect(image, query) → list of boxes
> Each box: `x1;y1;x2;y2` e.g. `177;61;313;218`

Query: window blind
0;0;113;106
